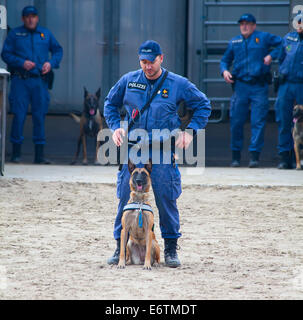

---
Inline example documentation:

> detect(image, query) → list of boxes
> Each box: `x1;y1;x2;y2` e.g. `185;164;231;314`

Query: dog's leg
143;213;154;270
94;139;101;165
71;135;82;165
126;241;131;265
82;135;88;165
294;141;302;170
153;239;161;266
117;215;128;269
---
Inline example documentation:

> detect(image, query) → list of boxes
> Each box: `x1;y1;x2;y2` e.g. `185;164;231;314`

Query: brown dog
117;159;160;270
70;87;104;165
293;104;303;170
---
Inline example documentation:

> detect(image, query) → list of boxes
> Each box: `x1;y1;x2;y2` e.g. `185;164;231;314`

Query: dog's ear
95;88;101;100
84;87;88;99
128;159;136;174
144;158;152;174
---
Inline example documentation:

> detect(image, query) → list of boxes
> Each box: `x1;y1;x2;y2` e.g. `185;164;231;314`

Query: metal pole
0;73;8;176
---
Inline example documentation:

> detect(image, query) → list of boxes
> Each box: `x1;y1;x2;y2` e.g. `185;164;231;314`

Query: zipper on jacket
30;31;35;74
145;83;154;130
244;38;249;77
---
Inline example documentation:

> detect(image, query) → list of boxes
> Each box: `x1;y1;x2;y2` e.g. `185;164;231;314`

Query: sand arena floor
0;164;303;299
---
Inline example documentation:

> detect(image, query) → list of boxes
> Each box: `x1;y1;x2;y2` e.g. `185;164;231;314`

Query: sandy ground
1;172;303;300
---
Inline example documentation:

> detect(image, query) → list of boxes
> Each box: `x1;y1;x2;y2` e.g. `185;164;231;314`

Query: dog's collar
123;202;153;213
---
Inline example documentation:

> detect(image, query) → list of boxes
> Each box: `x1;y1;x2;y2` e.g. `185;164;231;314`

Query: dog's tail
69;113;81;123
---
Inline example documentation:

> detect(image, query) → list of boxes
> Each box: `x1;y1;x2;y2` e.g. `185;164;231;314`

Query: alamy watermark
0;5;7;29
292;5;303;29
97;122;205;175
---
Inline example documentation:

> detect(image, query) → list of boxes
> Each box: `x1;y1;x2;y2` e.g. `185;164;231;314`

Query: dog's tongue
89;109;95;116
294;118;298;123
137;185;143;191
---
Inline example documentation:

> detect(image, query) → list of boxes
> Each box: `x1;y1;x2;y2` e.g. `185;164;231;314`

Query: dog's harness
123;202;154;229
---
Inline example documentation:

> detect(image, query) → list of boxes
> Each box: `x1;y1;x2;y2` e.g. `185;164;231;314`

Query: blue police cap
238;13;256;24
138;40;162;62
22;6;38;17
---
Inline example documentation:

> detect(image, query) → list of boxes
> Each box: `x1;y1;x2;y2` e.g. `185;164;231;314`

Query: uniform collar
242;30;256;41
22;24;42;33
142;67;166;84
297;31;303;41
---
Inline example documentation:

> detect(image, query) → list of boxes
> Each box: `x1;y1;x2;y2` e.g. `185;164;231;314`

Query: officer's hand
23;60;36;71
175;131;193;150
42;62;52;75
112;128;126;147
263;55;272;65
223;70;234;84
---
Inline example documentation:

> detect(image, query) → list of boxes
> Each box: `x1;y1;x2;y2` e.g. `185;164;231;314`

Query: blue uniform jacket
104;68;211;143
1;25;63;75
220;30;282;81
278;31;303;82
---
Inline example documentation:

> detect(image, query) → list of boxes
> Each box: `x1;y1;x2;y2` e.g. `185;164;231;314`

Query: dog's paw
296;166;302;170
143;264;152;270
117;263;125;269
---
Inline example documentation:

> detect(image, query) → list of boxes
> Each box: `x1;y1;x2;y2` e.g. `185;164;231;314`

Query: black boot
164;238;181;268
277;151;292;169
248;151;260;168
107;239;121;265
11;143;21;163
34;144;51;164
230;150;241;167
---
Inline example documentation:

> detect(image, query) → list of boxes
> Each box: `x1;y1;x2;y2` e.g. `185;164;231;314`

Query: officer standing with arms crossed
1;6;63;164
104;40;211;268
274;14;303;169
220;14;282;168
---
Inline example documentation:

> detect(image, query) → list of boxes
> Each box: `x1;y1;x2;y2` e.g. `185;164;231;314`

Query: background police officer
220;13;282;168
274;15;303;169
1;6;63;164
104;40;211;268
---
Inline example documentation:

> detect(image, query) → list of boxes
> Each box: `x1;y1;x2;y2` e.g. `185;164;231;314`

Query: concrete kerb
1;164;303;187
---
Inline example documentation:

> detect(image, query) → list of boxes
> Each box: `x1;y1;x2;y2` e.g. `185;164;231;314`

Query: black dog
70;87;104;165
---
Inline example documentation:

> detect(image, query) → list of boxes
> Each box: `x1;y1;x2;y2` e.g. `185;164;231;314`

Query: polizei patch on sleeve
128;82;147;90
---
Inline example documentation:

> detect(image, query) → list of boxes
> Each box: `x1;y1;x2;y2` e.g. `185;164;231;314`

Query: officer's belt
123;202;154;214
11;71;41;79
286;78;303;84
237;77;264;85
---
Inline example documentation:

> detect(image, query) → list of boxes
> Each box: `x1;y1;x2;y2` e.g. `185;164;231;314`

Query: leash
118;70;169;170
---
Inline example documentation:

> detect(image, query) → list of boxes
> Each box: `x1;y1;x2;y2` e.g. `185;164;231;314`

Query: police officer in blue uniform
274;15;303;169
104;40;211;267
1;6;63;164
220;13;282;167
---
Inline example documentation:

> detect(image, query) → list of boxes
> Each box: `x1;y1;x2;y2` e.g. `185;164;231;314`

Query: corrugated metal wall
200;0;291;111
1;0;293;113
4;0;187;112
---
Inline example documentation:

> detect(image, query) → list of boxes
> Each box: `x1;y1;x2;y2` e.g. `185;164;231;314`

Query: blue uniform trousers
114;162;182;240
9;76;50;145
274;82;303;153
230;81;269;152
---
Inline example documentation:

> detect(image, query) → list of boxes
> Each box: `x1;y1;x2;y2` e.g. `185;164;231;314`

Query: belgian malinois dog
70;87;104;165
293;104;303;170
117;159;160;270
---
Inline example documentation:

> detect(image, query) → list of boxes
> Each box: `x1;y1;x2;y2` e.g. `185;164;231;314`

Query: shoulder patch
161;89;169;98
128;82;147;91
